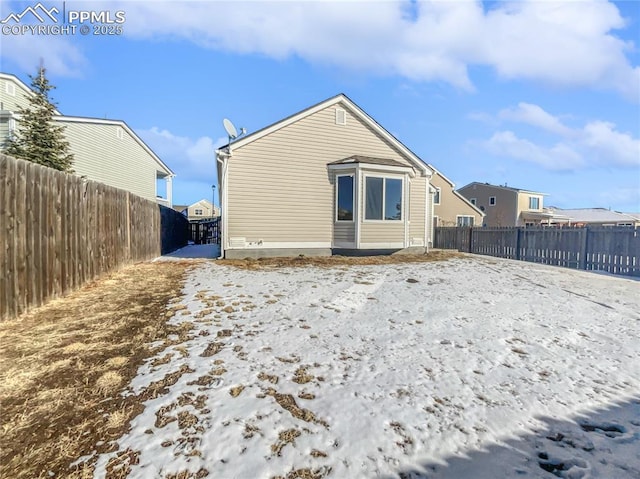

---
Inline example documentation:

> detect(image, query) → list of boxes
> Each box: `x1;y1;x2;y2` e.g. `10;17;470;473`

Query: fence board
434;226;639;277
0;153;188;321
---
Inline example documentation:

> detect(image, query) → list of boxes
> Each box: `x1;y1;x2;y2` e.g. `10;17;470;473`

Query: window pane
365;177;383;220
385;178;402;220
457;216;474;227
529;197;539;209
337;176;353;221
434;188;441;205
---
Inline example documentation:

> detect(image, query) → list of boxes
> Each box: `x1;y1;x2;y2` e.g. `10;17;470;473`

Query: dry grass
265;388;328;427
271;428;301;456
0;261;191;479
220;249;463;270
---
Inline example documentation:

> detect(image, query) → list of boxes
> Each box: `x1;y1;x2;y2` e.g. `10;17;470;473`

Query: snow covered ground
92;255;640;478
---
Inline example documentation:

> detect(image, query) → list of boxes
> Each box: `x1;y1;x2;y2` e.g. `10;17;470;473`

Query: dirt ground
0;261;193;479
0;251;462;478
219;249;463;269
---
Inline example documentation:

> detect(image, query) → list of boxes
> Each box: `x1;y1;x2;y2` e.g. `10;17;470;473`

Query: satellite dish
223;118;238;139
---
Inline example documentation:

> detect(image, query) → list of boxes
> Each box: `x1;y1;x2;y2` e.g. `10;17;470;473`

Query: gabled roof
54;115;174;176
187;199;214;209
1;72;174;177
428;164;485;217
217;94;432;176
459;181;547;195
0;72;61;115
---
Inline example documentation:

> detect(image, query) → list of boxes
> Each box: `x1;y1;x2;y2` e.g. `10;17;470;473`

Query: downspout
216;149;230;259
404;174;409;248
424;178;429;253
356;166;362;249
430;186;435;251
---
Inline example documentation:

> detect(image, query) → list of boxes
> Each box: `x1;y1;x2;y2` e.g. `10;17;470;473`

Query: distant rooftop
460;182;547;195
549;207;638;223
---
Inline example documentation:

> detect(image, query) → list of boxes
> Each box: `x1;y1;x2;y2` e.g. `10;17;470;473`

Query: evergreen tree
5;65;74;172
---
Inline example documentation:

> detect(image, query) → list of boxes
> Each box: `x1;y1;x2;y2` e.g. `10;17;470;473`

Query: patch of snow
92;256;640;479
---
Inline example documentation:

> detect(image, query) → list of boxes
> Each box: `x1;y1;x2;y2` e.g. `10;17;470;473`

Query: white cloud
0;33;86;77
482;103;640;171
15;0;637;99
498;103;575;137
137;127;225;182
599;187;640;212
484;130;584;171
582;121;640;168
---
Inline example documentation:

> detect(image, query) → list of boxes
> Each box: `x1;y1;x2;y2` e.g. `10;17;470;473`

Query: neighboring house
215;94;436;259
181;199;220;221
429;167;484;227
547;208;640;227
172;204;189;215
457;182;566;227
0;72;174;206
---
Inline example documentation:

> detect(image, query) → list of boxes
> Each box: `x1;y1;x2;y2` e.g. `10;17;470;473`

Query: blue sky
1;0;639;211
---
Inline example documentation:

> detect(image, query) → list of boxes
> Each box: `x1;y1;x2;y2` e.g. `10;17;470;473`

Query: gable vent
5;83;15;96
335;108;346;125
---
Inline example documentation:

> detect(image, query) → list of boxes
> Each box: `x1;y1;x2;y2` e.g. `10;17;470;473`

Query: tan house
429;167;484;227
216;94;438;259
0;72;174;205
180;199;220;221
457;182;566;227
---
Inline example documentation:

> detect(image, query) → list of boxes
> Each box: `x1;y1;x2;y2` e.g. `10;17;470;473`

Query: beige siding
0;117;9;147
458;184;517;226
60;121;159;201
360;221;405;244
432;174;482;226
0;77;32;112
409;176;427;244
228;103;420;244
186;200;219;220
334;222;356;243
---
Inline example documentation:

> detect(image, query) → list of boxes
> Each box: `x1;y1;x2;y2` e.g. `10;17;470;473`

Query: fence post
579;227;588;270
515;228;522;260
467;227;473;253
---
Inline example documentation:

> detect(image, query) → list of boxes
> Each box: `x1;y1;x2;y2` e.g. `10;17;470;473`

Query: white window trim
335;174;355;223
489;196;496;206
194;209;203;215
456;215;475;227
529;196;540;210
433;187;441;205
363;174;404;222
470;198;477;205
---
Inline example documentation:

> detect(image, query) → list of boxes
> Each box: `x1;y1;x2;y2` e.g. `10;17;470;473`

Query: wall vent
229;237;246;248
5;83;15;96
335;108;346;125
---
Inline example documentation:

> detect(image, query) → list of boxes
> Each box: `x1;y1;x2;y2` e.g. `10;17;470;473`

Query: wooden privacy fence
0;153;186;320
434;226;640;277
